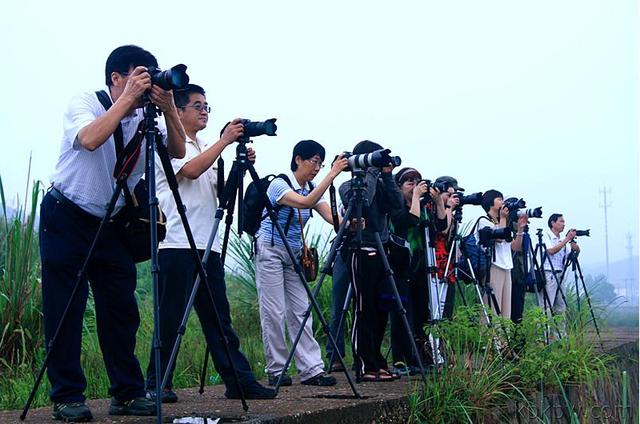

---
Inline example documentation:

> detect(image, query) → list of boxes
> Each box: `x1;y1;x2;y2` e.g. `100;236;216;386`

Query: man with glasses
40;45;186;422
146;83;276;401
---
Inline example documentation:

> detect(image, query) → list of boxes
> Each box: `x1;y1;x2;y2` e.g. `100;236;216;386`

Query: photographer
477;190;527;319
388;169;449;372
39;45;186;421
339;140;404;382
145;84;275;402
254;140;347;387
539;214;580;322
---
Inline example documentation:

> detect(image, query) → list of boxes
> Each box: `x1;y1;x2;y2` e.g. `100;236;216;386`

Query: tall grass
0;176;43;369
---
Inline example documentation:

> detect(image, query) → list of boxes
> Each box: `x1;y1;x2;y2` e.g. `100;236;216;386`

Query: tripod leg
328;283;353;374
373;233;427;385
20;183;124;421
156;143;247;410
574;260;603;348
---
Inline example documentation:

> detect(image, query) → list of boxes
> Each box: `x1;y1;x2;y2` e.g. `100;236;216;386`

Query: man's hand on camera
565;229;577;242
221;118;244;145
150;85;177;114
247;147;257;163
447;194;460;208
330;155;349;177
121;66;151;105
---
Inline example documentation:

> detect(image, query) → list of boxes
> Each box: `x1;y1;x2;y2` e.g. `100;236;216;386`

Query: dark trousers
347;249;389;375
39;191;145;403
389;274;416;366
145;249;257;391
326;253;349;361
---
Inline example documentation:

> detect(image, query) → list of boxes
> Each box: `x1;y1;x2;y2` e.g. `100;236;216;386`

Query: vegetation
0;176;635;421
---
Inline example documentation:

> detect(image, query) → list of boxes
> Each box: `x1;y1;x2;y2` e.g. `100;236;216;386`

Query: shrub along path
2;328;636;424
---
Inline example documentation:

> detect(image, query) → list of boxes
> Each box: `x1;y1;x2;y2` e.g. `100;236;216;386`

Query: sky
0;0;637;274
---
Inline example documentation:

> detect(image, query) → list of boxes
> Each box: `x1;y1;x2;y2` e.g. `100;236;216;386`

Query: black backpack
242;174;313;237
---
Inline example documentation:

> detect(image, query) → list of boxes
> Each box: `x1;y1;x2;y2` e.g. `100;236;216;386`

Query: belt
47;187;115;224
544;269;563;274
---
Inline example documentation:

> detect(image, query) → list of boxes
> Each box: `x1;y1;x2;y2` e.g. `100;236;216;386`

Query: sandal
359;371;395;382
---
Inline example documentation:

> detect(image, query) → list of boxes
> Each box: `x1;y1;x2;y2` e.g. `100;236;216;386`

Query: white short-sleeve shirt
50;89;168;217
155;136;221;252
476;217;514;270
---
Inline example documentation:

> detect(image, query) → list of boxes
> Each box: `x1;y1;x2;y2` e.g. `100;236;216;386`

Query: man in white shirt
538;213;580;317
146;84;275;402
41;45;186;422
477;190;527;319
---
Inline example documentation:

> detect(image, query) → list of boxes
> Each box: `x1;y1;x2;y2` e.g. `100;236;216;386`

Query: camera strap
329;183;339;233
95;90;138;208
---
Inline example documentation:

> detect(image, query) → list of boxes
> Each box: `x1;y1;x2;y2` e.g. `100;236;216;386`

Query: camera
147;64;189;90
455;191;483;207
518;207;543;219
503;197;526;211
240;118;277;138
342;149;401;171
575;229;590;237
478;226;513;244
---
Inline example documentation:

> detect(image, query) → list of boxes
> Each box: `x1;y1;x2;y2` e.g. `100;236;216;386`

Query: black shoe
52;402;93;422
145;388;178;403
301;372;337;386
225;382;277;399
267;373;292;387
109;397;156;416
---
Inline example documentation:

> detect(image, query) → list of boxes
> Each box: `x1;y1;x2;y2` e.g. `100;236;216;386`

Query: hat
435;176;464;192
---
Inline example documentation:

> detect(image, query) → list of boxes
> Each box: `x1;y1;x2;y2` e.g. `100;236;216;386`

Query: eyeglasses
307;158;325;169
183;103;211;113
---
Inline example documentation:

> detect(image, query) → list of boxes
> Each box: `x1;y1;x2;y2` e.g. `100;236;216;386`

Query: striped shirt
50;89;167;217
545;231;570;272
256;173;327;251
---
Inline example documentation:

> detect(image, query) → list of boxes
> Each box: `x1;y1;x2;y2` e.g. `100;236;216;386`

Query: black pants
145;249;257;391
347;249;390;375
40;191;145;403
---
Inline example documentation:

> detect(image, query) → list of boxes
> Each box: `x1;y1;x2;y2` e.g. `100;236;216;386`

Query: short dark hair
353;140;383;155
105;45;158;86
548;213;563;229
291;140;326;172
481;189;503;212
174;84;206;108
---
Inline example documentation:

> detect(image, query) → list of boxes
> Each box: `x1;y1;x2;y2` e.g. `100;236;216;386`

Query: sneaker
52;402;93;422
225;382;277;399
108;396;156;416
145;388;178;403
267;373;292;387
301;372;337;386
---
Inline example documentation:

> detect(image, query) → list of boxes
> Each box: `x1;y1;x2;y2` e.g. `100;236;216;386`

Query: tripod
532;229;569;343
560;251;603;346
295;170;427;387
21;94;246;422
186;140;360;398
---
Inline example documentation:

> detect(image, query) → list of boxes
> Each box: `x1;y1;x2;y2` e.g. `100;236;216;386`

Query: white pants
537;271;567;314
254;241;324;380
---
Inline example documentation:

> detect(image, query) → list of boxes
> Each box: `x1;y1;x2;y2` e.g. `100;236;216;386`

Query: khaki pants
254;241;325;381
483;265;512;319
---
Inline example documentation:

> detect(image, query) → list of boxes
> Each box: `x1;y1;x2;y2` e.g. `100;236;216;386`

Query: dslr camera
148;64;189;90
455;191;483;207
478;226;513;244
340;148;401;171
503;197;543;220
240;118;278;138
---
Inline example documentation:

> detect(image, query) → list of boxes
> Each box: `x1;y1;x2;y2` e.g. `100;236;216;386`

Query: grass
0;178;633;419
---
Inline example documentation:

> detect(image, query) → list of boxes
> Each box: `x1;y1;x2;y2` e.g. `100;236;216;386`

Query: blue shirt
256;173;326;251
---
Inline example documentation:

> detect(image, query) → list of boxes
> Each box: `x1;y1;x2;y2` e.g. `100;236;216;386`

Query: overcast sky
0;0;637;272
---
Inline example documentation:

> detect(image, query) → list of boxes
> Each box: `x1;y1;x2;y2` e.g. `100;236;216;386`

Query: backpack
242;174;314;238
457;216;491;284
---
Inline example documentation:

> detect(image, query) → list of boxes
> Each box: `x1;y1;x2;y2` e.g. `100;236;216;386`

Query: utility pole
624;233;635;303
599;187;611;281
